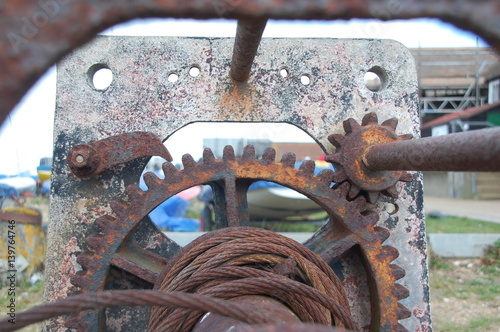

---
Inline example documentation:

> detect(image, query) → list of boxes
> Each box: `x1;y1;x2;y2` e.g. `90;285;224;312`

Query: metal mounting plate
45;36;430;331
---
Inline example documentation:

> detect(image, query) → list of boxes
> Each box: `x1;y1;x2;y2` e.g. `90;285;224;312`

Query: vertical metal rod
230;19;268;82
363;128;500;172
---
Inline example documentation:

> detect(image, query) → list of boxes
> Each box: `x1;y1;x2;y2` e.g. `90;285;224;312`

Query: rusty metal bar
2;0;500;126
230;19;268;82
67;132;172;178
363;128;500;172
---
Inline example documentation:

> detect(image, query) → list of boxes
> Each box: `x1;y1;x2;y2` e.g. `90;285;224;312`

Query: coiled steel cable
0;227;359;332
148;227;358;331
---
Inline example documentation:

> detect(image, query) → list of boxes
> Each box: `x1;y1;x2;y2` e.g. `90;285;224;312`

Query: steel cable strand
153;228;350;308
183;240;336;303
0;290;276;332
154;277;359;332
162;266;330;329
150;237;341;327
153;253;327;329
149;228;358;331
169;264;325;322
157;228;346;294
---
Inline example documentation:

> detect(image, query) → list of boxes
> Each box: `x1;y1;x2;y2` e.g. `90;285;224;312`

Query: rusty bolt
67;144;100;177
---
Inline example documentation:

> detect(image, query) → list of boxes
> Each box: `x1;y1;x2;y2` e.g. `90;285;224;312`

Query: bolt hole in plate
88;64;113;90
189;66;201;77
279;67;289;78
168;72;179;83
300;74;311;85
385;203;398;215
364;66;387;92
48;37;427;332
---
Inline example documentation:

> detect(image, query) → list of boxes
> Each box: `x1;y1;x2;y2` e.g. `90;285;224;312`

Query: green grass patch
426;216;500;233
431;274;499;301
429;254;453;270
438;316;500;331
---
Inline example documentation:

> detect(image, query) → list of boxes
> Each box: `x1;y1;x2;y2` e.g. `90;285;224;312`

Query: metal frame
46;36;427;331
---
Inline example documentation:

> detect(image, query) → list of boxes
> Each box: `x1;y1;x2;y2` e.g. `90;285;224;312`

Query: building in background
413;47;500;200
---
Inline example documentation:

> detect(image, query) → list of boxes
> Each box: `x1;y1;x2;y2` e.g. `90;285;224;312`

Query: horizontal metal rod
363;128;500;172
230;19;268;82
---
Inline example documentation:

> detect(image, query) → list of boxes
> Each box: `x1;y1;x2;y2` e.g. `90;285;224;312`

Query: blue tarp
140;172;200;232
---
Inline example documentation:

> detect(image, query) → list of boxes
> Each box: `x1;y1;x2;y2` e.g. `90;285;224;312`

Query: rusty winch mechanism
65;119;411;331
2;13;500;332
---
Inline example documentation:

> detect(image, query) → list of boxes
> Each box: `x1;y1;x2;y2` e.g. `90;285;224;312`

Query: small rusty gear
70;145;411;331
326;112;414;204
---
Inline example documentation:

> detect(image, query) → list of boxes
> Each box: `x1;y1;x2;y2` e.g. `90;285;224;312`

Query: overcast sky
0;18;488;176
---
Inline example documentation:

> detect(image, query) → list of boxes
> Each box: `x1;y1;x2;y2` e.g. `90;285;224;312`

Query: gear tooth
397;303;412;320
374;226;390;242
261;147;276;164
86;233;104;251
203;148;216;163
162;162;179;176
381;245;400;262
336;181;351;197
223;145;236;161
351;195;367;211
382;186;399;199
343;118;361;134
327;133;345;148
110;199;130;218
332;167;347;183
367;191;380;204
361;210;379;226
182;154;196;169
126;183;143;200
325;153;343;165
381;117;398;130
242;145;256;160
77;253;102;271
399;172;414;182
398;134;413;141
96;215;115;230
143;172;161;190
317;169;334;184
362;112;378;126
280;152;296;167
393;284;410;300
394;323;409;332
390;264;406;280
299;160;315;175
348;184;362;199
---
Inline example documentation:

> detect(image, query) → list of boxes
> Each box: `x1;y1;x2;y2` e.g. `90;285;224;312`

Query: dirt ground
430;258;500;331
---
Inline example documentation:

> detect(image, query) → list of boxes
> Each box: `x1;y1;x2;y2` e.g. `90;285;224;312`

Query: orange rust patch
361;126;392;145
219;82;260;119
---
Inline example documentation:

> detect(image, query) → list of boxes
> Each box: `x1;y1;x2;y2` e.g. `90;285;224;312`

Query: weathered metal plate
46;36;429;331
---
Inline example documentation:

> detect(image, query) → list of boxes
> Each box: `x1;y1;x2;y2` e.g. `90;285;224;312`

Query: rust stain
219;82;260;118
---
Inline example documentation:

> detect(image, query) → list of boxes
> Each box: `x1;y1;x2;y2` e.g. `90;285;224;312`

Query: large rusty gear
70;145;411;331
326;112;414;204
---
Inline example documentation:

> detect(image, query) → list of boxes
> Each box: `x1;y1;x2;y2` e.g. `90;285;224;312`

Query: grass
438;317;500;332
429;274;499;301
426;216;500;233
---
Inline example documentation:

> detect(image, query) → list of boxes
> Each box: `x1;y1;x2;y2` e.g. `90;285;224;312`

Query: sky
0;18;488;176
